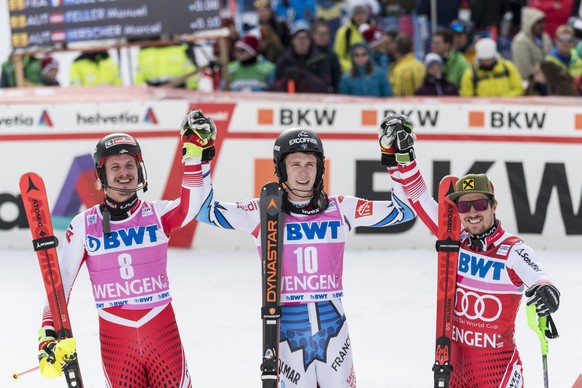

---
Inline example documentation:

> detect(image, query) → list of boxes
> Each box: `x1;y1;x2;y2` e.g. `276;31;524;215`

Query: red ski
432;176;460;388
19;172;83;388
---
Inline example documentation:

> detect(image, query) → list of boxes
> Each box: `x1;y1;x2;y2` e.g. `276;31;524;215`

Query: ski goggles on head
456;198;490;213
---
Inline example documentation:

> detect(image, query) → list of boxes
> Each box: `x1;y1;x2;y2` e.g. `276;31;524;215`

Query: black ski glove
525;284;560;317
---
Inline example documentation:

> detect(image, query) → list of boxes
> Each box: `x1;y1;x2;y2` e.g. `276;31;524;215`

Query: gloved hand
180;109;217;162
38;327;78;379
38;327;60;378
525;284;560;317
378;114;416;166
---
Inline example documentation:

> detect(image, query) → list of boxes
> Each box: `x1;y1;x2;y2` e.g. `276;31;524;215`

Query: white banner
1;88;580;249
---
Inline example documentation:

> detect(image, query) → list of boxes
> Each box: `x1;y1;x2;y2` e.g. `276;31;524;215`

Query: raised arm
378;114;439;236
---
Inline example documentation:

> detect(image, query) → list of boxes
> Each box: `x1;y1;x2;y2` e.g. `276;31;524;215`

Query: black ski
259;182;285;388
19;172;84;387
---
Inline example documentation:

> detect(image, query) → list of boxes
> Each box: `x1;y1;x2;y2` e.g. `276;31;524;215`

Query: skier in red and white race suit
182;109;416;388
378;114;561;388
36;129;213;387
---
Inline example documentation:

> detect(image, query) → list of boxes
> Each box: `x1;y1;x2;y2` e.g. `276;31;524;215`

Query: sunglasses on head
456;198;490;213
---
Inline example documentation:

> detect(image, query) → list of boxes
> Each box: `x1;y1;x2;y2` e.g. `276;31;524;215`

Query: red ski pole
11;365;39;380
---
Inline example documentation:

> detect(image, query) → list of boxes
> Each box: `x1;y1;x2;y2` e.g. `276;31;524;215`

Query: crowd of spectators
3;0;582;97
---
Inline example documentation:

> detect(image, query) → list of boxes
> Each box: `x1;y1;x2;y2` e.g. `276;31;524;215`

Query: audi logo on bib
455;288;502;322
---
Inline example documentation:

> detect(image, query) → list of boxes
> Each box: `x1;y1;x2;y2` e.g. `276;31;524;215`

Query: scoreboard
8;0;222;48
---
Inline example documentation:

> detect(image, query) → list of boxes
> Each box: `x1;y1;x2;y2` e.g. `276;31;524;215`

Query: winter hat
253;0;270;8
448;174;495;202
235;34;259;56
359;24;385;47
475;38;498;60
351;4;369;18
41;56;58;76
424;53;443;68
291;20;311;37
555;24;575;42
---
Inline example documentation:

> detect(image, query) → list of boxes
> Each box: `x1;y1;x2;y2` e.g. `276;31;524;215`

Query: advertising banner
0;89;580;250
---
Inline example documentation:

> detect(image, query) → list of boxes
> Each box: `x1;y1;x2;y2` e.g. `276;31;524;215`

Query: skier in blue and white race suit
180;109;417;388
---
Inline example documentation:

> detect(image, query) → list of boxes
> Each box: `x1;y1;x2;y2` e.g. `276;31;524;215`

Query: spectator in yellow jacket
460;38;523;97
333;5;368;73
70;51;121;86
135;44;198;89
389;33;426;96
545;24;582;77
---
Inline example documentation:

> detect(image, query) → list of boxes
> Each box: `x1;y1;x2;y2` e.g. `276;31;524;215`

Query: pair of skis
260;176;461;388
19;173;83;388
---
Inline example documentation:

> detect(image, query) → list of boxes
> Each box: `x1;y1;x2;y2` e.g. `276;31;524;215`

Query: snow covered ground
2;247;580;387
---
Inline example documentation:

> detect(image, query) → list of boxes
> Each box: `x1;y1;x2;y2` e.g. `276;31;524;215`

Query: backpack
471;62;509;96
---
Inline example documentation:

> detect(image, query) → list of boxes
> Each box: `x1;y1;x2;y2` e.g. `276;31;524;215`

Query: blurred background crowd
3;0;582;98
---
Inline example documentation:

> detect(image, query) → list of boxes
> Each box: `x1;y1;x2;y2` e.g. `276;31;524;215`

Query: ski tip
19;172;42;193
261;181;283;192
439;176;458;199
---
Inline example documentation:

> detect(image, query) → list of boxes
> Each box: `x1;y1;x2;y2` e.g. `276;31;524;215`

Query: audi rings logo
455;289;502;322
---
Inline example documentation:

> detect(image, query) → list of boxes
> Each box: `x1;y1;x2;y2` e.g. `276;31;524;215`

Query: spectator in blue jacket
339;42;393;97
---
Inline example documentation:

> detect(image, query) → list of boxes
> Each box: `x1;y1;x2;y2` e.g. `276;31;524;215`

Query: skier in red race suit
36;129;213;386
378;114;561;387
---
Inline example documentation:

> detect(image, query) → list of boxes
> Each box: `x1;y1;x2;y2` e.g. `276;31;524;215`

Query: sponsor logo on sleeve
355;199;373;218
496;244;510;256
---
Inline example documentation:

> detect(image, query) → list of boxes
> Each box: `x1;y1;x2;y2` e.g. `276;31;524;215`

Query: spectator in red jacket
529;0;574;38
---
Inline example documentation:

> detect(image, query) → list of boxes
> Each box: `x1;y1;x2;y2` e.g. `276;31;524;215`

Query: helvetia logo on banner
76;108;159;126
0;113;34;127
0;110;53;127
77;111;140;125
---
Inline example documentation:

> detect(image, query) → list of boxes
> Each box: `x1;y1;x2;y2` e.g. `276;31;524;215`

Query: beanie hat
351;4;369;18
475;38;498;60
448;174;495;202
235;34;259;56
424;52;443;68
253;0;270;8
41;56;58;76
290;20;311;37
359;24;385;47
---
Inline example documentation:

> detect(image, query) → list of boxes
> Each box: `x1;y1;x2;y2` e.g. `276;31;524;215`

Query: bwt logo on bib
87;225;159;251
459;252;505;280
287;220;341;240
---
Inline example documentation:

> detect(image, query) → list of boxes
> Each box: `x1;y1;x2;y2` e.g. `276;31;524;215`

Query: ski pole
526;304;559;388
11;365;39;380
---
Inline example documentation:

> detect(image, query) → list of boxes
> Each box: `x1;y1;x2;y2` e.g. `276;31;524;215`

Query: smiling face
104;154;139;202
283;152;318;201
456;193;497;235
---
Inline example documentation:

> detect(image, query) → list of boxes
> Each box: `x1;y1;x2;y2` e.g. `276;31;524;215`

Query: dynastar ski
259;182;285;388
19;172;84;388
432;176;460;388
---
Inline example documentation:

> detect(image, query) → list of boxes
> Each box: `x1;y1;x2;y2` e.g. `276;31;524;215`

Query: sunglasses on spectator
456;198;490;213
353;52;368;58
